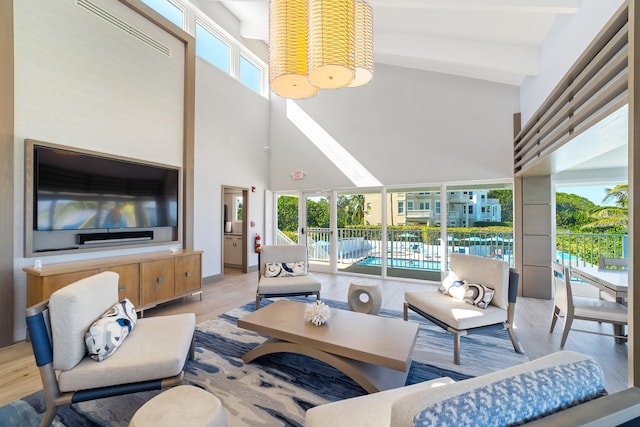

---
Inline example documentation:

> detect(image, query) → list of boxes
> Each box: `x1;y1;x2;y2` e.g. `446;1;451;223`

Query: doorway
222;186;248;274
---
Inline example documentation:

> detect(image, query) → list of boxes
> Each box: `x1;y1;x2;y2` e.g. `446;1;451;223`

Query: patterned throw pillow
264;261;307;277
461;282;495;309
85;298;137;362
413;359;607;426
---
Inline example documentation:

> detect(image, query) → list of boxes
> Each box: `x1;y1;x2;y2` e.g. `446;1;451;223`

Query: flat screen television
26;140;180;255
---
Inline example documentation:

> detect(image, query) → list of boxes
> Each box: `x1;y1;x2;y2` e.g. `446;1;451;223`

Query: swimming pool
357;256;441;270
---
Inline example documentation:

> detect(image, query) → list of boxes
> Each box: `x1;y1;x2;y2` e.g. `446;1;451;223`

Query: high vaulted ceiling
217;0;581;86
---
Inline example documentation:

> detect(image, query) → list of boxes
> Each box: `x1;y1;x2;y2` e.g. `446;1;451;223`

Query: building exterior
365;190;501;227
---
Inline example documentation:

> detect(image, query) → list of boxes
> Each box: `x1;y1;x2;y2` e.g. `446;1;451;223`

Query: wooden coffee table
237;299;419;393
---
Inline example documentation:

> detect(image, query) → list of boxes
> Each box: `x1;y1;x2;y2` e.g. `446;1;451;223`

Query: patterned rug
0;298;528;426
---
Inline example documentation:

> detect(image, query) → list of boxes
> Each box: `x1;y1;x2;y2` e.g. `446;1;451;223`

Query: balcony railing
297;228;628;279
556;231;628;267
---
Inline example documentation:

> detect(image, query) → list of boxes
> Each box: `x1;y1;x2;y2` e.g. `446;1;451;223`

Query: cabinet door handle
157;277;164;284
185;271;192;277
118;285;126;292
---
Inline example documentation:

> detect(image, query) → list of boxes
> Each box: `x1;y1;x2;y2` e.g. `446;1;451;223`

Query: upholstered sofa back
449;253;510;309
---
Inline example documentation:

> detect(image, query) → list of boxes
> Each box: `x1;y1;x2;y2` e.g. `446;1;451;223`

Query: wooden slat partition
514;4;629;175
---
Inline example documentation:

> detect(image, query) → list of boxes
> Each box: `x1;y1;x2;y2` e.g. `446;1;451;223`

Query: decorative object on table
304;300;331;326
348;282;382;315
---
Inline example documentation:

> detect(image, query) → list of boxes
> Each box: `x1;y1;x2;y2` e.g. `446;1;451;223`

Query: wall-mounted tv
25;140;181;256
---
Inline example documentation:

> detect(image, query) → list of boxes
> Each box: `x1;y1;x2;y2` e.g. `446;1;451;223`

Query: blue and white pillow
461;282;495;309
85;298;137;362
439;275;494;309
265;261;307;277
413;359;607;426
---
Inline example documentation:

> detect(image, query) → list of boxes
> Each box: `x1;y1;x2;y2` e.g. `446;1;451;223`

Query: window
196;23;230;73
235;196;243;220
398;201;404;214
240;55;262;94
407;201;414;211
419;202;429;210
141;0;183;28
435;201;440;214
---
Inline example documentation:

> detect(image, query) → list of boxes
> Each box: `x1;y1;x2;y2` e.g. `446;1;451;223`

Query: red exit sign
291;170;305;180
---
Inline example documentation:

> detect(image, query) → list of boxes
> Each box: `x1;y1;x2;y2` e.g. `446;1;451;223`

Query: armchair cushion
85;298;137;362
49;271;119;371
258;274;321;295
405;290;507;330
58;313;195;392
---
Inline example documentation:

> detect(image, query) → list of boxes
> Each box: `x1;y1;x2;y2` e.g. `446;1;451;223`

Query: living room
1;0;638;425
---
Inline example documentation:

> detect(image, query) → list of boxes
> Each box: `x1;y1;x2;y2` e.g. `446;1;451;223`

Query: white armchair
26;271;196;426
404;253;522;365
256;244;321;309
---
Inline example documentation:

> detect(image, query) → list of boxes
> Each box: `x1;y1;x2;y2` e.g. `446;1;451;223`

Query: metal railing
556;231;628;267
279;227;628;278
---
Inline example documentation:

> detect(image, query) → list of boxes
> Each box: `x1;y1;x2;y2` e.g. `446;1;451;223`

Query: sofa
305;350;640;426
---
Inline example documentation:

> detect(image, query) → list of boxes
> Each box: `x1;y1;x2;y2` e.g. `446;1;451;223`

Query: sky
557;185;618;207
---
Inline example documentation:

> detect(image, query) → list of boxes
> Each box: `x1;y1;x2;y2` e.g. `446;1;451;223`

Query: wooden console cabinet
24;250;203;311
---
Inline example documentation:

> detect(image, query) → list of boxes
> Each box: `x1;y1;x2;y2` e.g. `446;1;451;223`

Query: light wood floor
0;268;629;407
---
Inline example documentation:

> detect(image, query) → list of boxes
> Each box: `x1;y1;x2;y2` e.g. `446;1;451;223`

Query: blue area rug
0;298;528;426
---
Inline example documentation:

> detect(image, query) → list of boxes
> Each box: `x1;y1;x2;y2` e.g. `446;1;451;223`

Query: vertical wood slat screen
514;5;629;175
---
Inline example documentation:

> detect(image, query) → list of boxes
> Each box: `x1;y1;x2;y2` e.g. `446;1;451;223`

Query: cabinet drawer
175;254;201;295
141;259;175;305
103;264;140;306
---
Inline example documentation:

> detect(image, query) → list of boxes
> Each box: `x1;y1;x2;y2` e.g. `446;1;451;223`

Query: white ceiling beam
375;52;527;85
375;33;540;76
369;0;580;14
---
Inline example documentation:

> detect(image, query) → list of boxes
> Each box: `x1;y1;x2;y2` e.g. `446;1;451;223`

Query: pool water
357;256;440;270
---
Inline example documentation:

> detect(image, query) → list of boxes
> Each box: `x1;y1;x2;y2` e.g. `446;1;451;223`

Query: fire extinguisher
255;233;262;253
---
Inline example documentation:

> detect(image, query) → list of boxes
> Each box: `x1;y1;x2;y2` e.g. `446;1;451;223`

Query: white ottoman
129;385;228;427
348;282;382;315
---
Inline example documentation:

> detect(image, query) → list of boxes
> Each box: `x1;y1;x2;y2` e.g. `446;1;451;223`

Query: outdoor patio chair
256;244;322;309
26;271;196;427
550;262;627;348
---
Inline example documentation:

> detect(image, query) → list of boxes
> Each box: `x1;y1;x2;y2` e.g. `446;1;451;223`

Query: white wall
10;0;270;342
519;0;625;125
194;59;270;279
269;64;519;191
12;0;184;341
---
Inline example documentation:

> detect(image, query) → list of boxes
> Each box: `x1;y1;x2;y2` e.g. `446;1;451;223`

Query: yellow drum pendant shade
269;0;318;99
307;0;355;89
347;0;373;87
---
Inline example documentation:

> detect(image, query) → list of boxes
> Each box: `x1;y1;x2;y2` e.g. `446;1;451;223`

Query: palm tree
603;184;628;208
581;184;628;231
349;195;365;225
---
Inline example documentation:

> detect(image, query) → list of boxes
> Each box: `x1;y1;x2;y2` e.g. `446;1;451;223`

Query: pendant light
347;0;373;87
307;0;355;89
269;0;319;99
